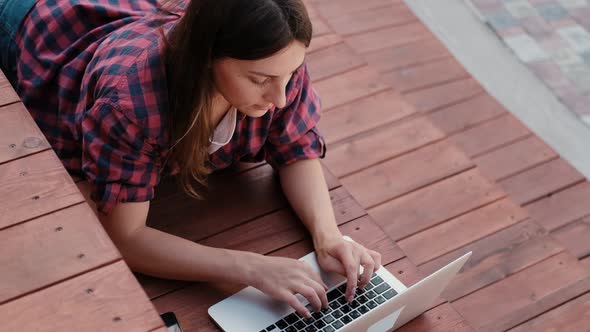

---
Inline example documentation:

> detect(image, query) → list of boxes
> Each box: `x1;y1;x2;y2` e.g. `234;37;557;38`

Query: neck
210;92;232;128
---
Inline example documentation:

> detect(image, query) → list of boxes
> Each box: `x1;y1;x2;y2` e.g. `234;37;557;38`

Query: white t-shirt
208;107;237;154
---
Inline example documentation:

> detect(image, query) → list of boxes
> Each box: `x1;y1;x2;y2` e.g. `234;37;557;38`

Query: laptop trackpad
368;307;404;332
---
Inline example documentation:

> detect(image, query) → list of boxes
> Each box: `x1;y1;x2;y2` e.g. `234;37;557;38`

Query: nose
264;78;288;109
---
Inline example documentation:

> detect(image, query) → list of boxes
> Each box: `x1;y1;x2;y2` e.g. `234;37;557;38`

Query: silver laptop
209;238;471;332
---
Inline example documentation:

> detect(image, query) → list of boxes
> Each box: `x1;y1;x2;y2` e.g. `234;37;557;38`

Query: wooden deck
2;0;590;331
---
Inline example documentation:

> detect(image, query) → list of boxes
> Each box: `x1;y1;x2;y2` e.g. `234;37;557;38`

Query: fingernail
305;311;311;318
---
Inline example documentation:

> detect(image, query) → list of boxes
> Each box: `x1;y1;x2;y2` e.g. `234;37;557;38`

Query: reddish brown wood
365;38;451;73
0;261;164;332
397;302;475;332
0;71;19;107
449;114;531;158
552;215;590;259
342;139;474;208
381;57;471;93
427;93;507;135
474;136;558;181
323;2;417;36
317;89;415;144
527;181;590;231
0;150;85;229
499;158;585;205
344;22;432;54
307;42;366;81
369;168;506;241
403;78;484;113
452;252;590;332
323;115;445;177
0;204;120;304
0;102;51;164
398;198;528;266
308;33;343;54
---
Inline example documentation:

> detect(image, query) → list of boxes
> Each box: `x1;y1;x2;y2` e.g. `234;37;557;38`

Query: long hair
161;0;312;199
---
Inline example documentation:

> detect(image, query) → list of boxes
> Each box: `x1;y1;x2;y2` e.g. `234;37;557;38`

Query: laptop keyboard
260;273;397;332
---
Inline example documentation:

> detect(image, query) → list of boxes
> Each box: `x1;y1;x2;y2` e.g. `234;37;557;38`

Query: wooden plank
381;57;471;93
199;187;366;254
0;260;164;332
308;33;343;54
403;78;484;113
427;93;507;135
344;22;432;54
498;158;585;205
452;252;590;332
365;38;451;73
552;215;590;259
369;168;506;241
507;291;590;332
0;204;120;304
0;70;19;107
449;114;531;158
385;257;446;309
420;220;565;302
526;181;590;231
323;116;445;177
0;102;51;164
148;165;342;242
317;89;415;144
307;42;366;81
396;302;475;332
313;65;390;110
311;16;331;37
323;2;417;36
342;139;474;208
0;150;85;229
398;198;528;266
312;0;396;19
474;136;558;182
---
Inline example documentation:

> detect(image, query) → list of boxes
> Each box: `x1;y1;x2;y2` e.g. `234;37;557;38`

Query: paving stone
485;10;521;29
504;33;551;62
551;48;585;67
537;3;570;21
528;60;571;88
557;25;590;53
556;0;589;9
520;15;554;37
582;51;590;64
504;0;537;18
561;63;590;92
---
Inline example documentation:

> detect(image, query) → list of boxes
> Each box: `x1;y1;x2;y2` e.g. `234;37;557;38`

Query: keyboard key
332;320;344;329
332;310;343;319
265;324;276;331
358;305;369;314
374;283;391;294
375;296;386;304
323;315;335;324
276;319;288;329
337;297;347;306
341;315;353;325
337;284;347;294
305;325;317;332
358;295;368;304
284;326;296;332
366;290;377;299
285;313;299;324
312;311;323;320
314;320;326;329
323;326;336;332
349;310;361;320
294;321;306;329
370;276;384;286
383;289;398;300
302;317;315;325
366;300;377;309
329;301;340;310
350;300;361;308
327;289;341;302
340;305;351;313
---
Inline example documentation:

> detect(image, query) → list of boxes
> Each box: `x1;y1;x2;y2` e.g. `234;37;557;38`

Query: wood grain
0;102;51;164
0;70;19;107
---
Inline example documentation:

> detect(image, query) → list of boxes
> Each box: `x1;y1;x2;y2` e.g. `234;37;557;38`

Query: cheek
224;78;262;106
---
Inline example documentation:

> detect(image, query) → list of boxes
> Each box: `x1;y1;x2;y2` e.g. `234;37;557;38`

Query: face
211;41;306;117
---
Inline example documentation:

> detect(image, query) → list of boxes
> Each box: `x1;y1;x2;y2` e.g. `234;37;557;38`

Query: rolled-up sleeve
264;63;327;169
81;101;161;215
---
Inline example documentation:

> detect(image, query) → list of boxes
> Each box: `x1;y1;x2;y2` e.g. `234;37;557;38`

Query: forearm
278;159;342;246
119;225;258;284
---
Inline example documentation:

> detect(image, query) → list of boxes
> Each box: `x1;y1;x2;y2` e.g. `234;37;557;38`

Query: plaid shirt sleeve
264;63;327;169
81;101;161;215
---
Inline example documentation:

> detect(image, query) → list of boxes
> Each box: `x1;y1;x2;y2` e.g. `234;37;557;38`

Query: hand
314;235;382;303
244;254;329;318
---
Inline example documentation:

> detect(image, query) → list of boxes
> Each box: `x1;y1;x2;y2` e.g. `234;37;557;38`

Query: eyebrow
248;60;305;78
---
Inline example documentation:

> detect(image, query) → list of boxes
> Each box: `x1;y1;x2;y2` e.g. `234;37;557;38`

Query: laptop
209;237;472;332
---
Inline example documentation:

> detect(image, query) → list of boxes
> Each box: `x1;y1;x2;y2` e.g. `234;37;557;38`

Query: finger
306;278;329;310
296;284;322;312
359;251;375;289
284;292;311;319
343;247;360;303
370;250;382;272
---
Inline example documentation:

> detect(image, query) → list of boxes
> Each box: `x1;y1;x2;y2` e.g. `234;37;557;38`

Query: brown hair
161;0;312;199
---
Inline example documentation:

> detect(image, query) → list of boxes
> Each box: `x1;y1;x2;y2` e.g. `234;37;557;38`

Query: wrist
312;225;343;250
232;250;264;286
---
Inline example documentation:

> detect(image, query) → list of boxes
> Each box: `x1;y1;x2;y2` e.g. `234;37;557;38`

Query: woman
0;0;382;318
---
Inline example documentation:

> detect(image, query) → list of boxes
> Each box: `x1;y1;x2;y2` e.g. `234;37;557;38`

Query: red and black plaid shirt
16;0;325;214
